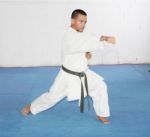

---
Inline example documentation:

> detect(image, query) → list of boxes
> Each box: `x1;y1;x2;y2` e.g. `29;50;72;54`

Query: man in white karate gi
22;9;116;124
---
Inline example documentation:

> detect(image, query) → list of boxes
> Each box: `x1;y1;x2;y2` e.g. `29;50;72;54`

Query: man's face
71;14;87;32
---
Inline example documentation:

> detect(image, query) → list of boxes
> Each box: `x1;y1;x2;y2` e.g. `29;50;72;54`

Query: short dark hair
71;9;87;19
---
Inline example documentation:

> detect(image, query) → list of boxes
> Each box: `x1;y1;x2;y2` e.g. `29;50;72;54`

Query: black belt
62;65;90;113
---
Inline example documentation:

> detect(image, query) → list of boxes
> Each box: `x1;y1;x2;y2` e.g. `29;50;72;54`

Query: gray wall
0;0;150;67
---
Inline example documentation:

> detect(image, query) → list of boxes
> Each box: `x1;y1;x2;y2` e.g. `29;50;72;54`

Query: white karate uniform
30;27;110;117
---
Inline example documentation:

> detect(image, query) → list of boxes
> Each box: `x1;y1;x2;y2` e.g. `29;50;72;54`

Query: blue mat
0;64;150;137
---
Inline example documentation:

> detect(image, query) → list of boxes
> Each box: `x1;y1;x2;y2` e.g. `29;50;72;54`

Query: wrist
100;36;108;41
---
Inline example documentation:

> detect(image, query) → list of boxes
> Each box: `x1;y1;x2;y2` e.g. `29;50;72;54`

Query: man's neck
70;25;78;32
70;25;83;33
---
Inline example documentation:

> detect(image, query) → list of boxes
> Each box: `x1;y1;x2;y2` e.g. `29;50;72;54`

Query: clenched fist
100;36;116;44
107;36;116;44
85;52;92;60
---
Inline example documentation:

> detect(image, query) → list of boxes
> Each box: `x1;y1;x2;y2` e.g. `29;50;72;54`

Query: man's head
71;9;87;32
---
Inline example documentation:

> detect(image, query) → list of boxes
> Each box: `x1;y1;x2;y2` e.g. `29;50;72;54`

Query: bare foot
96;116;110;124
21;105;31;116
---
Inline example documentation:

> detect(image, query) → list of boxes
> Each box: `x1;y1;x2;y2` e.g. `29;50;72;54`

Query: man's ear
71;18;75;25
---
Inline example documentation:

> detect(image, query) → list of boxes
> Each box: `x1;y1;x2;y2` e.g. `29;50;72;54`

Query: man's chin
78;29;84;32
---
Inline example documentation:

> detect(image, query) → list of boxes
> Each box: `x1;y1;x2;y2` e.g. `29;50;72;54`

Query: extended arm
62;32;116;54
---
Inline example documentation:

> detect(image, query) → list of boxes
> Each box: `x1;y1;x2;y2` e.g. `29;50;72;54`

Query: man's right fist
85;52;92;60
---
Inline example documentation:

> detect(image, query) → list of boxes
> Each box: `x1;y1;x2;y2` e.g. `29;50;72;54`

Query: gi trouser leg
86;69;110;117
30;69;67;115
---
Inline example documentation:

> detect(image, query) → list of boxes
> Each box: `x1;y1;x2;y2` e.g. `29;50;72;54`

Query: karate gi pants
30;68;110;117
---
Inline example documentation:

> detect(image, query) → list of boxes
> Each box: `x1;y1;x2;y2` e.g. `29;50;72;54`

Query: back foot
21;105;31;116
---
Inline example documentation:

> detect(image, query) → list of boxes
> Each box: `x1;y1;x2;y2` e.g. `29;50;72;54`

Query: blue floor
0;64;150;137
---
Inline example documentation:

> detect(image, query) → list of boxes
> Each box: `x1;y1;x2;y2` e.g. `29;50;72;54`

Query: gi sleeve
62;32;104;54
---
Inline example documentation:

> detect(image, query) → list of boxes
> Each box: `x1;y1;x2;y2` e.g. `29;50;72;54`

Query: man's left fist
107;36;116;44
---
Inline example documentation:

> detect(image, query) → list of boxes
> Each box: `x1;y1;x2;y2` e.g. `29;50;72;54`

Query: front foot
96;116;110;124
